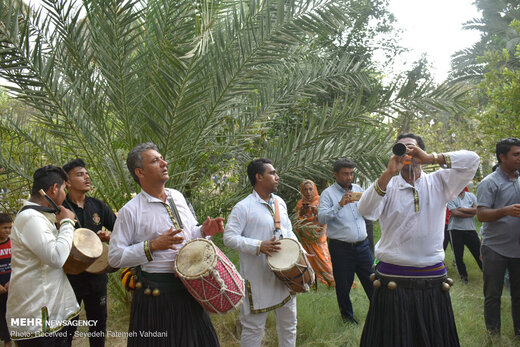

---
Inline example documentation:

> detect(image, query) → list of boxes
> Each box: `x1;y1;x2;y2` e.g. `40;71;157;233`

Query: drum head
267;238;300;270
74;228;103;259
176;239;216;277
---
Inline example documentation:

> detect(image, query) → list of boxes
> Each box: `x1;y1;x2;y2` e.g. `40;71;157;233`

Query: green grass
72;224;520;346
210;247;520;346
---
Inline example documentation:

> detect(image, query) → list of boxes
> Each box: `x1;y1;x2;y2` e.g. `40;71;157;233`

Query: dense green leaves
0;0;467;217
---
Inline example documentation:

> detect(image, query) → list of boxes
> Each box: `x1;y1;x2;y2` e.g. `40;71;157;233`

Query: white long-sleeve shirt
358;150;480;267
7;201;80;340
224;191;297;313
108;188;204;273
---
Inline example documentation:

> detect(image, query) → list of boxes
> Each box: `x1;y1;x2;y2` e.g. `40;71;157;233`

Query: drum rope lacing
178;241;245;314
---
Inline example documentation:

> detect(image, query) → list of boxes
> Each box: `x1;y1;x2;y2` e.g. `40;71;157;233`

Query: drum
63;228;103;275
86;243;118;274
267;238;315;293
174;238;245;314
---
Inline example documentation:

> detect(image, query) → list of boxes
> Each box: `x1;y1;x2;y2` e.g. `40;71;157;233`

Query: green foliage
477;47;520;157
0;0;467;219
452;0;520;80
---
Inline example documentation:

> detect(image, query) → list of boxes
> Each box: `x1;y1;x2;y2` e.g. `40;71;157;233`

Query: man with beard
224;158;299;347
358;133;479;347
7;165;80;346
318;158;374;324
62;159;116;347
477;137;520;336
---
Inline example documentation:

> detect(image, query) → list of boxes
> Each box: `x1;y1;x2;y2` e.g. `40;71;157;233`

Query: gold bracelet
441;153;451;168
374;180;386;197
144;240;153;261
59;219;75;228
431;152;438;164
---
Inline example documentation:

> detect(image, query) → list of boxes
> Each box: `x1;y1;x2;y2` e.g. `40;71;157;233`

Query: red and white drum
174;238;245;314
267;238;315;293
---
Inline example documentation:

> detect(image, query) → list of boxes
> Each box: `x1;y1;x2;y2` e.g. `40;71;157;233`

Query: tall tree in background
448;1;520;171
451;0;520;80
0;0;467;218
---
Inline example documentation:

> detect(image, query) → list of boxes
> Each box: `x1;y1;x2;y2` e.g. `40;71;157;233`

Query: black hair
396;133;426;150
31;165;68;196
0;213;12;224
333;158;355;173
496;137;520;163
62;158;86;174
247;158;273;186
127;142;159;184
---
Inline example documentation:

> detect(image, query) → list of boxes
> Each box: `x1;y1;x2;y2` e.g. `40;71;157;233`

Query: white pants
240;296;297;347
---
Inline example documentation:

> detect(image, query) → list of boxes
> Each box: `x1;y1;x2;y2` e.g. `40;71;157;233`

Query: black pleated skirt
128;273;220;347
360;274;460;347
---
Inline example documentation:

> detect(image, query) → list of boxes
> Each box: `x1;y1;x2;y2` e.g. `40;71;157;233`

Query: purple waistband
376;261;447;277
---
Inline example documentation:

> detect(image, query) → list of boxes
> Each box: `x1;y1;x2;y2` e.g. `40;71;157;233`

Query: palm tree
451;0;520;80
0;0;467;217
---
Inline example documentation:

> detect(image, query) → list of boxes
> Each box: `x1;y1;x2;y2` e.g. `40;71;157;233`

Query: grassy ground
71;239;520;346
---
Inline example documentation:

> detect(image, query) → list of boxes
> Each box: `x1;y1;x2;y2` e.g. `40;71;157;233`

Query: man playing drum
108;142;224;347
62;159;116;347
224;158;299;347
358;133;479;347
7;165;80;346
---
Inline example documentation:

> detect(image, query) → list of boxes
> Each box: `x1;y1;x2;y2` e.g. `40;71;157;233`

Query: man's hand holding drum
149;226;185;251
260;236;281;257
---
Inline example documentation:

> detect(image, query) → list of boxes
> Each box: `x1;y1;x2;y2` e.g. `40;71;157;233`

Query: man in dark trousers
477;137;520;336
318;158;374;324
63;159;116;347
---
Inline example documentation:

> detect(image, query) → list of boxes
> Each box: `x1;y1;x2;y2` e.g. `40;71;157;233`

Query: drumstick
39;189;61;213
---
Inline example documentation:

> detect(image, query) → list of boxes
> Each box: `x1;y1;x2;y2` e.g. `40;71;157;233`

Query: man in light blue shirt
318;158;373;324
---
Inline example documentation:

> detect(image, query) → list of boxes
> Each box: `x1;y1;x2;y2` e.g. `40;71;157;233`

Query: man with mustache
224;158;299;347
318;158;374;324
358;133;479;347
62;159;116;347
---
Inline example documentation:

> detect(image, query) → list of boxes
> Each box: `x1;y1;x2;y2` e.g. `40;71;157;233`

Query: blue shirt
447;192;477;231
318;182;367;242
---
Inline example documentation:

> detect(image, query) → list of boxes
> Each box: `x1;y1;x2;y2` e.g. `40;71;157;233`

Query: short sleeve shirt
477;167;520;257
447;192;477;231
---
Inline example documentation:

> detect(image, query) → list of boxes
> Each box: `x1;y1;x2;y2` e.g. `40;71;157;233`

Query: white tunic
109;188;204;273
224;191;297;314
358;150;480;267
7;201;80;340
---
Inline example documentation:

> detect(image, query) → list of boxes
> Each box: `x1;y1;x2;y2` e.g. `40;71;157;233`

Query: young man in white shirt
7;165;79;346
224;158;299;347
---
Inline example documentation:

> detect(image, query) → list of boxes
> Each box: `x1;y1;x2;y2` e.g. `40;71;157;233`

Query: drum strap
64;198;82;228
19;205;57;214
165;198;184;229
265;199;281;230
273;199;281;231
